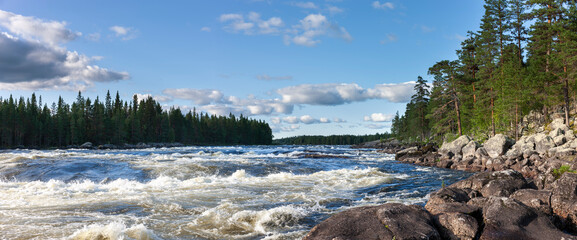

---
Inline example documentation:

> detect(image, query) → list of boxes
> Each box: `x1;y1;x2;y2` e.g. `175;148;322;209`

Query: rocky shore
306;117;577;239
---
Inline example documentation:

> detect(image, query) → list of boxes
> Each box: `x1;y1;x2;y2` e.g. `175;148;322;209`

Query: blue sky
0;0;484;138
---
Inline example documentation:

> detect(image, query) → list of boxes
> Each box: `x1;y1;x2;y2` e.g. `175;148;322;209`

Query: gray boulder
536;135;556;155
449;170;528;197
462;141;479;159
435;212;479;240
439;135;472;159
483;134;514;158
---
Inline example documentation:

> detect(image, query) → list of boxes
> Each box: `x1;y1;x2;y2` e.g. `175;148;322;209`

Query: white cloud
276;115;332;124
288;13;351;47
333;118;346;123
256;74;293;81
109;25;137;40
200;27;211;32
277;82;415;105
372;1;395;10
162;88;225;105
292;2;318;9
288;14;350;46
368;82;416;103
220;12;283;35
327;6;344;14
0;9;80;45
364;113;394;122
365;123;388;129
86;32;101;41
160;82;414;117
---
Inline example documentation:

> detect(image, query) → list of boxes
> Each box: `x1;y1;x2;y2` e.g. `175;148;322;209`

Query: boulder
483;134;514;158
551;118;570;132
449;170;528;197
550;173;577;233
80;142;93;149
554;135;567;146
303;203;440;240
439;135;472;159
435;212;479;240
510;189;553;215
395;146;419;160
480;196;575;240
462;141;479;159
536;135;556;155
425;187;480;215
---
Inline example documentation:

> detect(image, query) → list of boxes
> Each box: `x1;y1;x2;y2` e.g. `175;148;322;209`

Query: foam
69;221;159;240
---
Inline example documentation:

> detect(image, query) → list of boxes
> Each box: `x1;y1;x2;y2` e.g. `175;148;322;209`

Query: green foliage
0;91;273;148
393;0;577;144
552;165;576;180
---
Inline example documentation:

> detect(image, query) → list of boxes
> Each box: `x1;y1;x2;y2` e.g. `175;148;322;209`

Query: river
0;145;471;239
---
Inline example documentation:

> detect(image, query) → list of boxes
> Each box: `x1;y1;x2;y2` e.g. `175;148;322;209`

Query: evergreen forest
0;91;273;148
392;0;577;143
273;133;392;145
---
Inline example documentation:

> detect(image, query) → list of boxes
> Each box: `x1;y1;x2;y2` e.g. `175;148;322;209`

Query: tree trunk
455;96;463;136
491;87;496;136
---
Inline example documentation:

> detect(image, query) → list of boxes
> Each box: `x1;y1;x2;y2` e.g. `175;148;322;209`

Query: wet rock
303;203;440;240
483;134;514;159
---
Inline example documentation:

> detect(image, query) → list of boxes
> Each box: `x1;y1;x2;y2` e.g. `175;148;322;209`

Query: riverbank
305;117;577;239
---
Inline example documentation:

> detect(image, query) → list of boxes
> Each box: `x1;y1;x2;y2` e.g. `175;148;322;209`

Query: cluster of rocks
396;118;577;189
304;169;577;239
74;142;185;150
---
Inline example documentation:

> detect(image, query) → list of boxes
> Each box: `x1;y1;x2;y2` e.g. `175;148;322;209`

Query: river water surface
0;145;471;239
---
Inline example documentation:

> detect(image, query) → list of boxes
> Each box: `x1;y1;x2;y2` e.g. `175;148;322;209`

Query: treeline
393;0;577;143
0;91;273;148
273;133;392;145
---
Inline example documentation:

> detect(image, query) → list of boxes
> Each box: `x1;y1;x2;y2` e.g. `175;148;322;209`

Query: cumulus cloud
364;113;394;122
0;9;80;45
160;82;413;117
162;88;225;105
289;13;352;46
0;10;129;90
277;82;415;105
372;1;394;10
0;32;129;90
220;12;283;35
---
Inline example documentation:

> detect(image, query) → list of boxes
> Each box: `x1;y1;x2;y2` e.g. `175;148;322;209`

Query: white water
0;146;470;239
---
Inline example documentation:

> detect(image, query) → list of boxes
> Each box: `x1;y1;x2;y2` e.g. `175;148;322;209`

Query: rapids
0;145;471;239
